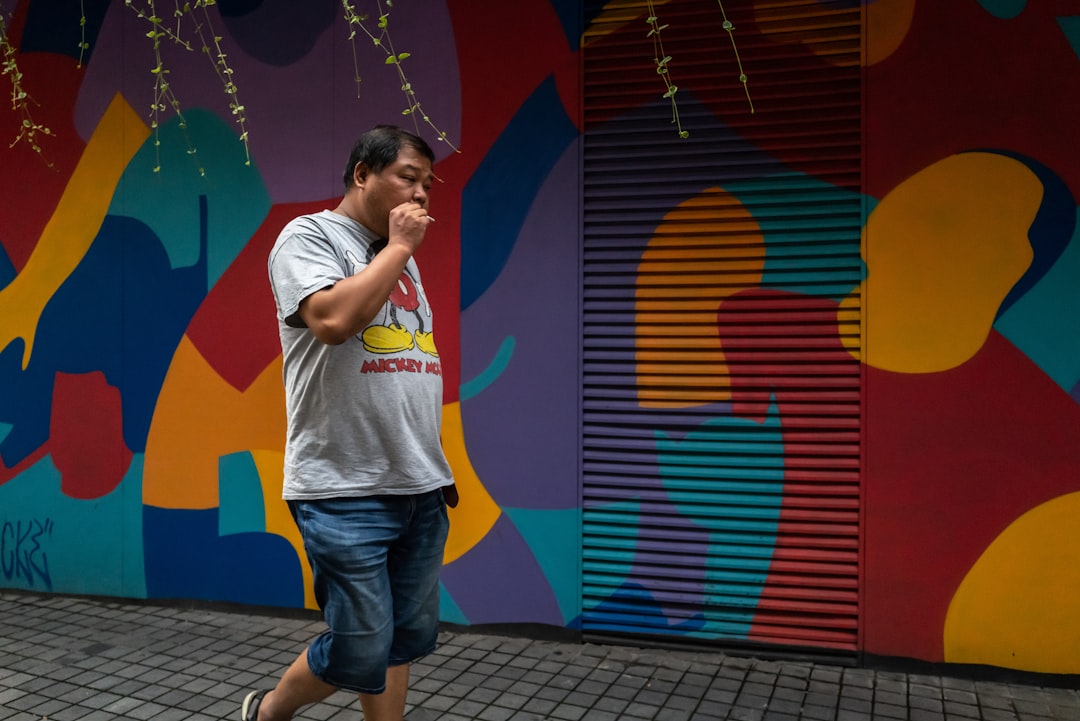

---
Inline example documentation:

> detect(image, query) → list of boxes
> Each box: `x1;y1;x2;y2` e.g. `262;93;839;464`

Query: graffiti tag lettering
1;519;54;590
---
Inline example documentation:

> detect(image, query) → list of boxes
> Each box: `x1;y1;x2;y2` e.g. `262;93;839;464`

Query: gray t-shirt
268;209;454;500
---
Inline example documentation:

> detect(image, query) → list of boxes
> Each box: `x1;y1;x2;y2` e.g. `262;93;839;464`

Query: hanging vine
2;2;750;159
645;0;688;138
341;0;460;153
124;0;250;175
716;0;753;114
0;1;53;164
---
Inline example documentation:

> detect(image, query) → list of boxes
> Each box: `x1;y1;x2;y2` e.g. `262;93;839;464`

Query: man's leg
255;650;337;721
359;663;409;721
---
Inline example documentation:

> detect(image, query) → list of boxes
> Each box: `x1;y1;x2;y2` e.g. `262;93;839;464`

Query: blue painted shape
32;213;206;455
0;339;46;466
219;0;337;66
143;506;304;608
977;151;1077;318
1060;17;1080;61
583;582;706;635
460;76;579;310
439;582;470;625
460;336;515;401
503;506;581;624
723;176;867;300
996;208;1080;393
218;451;266;536
977;0;1027;20
551;0;584;50
0;453;146;597
19;0;111;61
111;109;271;289
654;401;785;639
0;236;14;289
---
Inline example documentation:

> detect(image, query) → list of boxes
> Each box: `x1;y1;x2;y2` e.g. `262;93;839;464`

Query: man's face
359;146;434;237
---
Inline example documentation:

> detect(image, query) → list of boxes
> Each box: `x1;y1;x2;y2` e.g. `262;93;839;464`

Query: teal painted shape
460;336;515;401
1059;17;1080;61
0;454;146;597
996;208;1080;393
439;581;470;624
109;109;271;288
723;176;868;299
503;506;581;624
978;0;1027;19
581;497;641;611
218;451;266;536
655;400;785;639
0;422;10;443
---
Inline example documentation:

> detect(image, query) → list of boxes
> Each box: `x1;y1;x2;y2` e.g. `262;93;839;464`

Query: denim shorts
288;489;450;694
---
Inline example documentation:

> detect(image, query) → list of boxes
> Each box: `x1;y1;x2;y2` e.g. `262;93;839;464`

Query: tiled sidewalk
1;591;1078;720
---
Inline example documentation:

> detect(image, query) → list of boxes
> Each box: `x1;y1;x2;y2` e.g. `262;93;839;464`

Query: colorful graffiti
576;0;1080;676
2;0;1079;677
0;0;582;624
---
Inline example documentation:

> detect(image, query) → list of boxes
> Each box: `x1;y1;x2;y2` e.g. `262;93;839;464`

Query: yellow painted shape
635;188;765;408
754;1;862;68
842;153;1039;373
944;493;1080;674
581;0;673;45
250;449;316;610
866;0;916;66
442;402;501;564
0;93;149;369
143;335;286;509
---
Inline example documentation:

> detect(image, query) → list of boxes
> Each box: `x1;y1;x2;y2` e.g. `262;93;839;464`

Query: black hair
342;125;436;191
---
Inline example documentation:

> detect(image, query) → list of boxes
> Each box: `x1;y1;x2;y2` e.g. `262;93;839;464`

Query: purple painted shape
459;144;580;510
1072;378;1080;404
440;513;564;625
74;1;461;204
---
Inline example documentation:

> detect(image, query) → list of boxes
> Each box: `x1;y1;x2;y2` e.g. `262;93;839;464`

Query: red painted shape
413;159;462;403
49;371;132;499
447;0;574;173
582;4;861;190
0;50;89;271
718;290;1080;659
714;289;862;649
866;2;1080;200
187;201;326;392
861;331;1080;661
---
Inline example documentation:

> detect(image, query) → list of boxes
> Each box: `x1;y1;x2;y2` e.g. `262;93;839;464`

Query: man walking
248;125;456;721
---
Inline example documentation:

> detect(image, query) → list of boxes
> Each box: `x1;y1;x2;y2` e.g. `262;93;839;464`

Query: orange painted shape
249;449;316;610
945;492;1080;674
866;0;916;66
143;335;286;509
635;188;765;408
441;402;501;564
0;93;149;369
754;0;864;68
844;153;1039;373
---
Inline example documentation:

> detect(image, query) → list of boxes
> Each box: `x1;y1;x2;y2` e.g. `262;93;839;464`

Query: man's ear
352;161;370;188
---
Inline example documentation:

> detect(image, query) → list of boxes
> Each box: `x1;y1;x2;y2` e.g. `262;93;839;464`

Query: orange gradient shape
635;187;765;408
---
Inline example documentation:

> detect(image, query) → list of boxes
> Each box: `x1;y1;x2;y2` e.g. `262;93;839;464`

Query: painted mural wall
0;0;583;629
860;0;1080;675
2;0;1080;678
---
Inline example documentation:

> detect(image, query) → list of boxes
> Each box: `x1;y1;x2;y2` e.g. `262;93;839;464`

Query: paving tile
4;593;1080;721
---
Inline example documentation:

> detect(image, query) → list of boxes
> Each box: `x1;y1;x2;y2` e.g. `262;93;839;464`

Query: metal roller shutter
581;0;863;659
